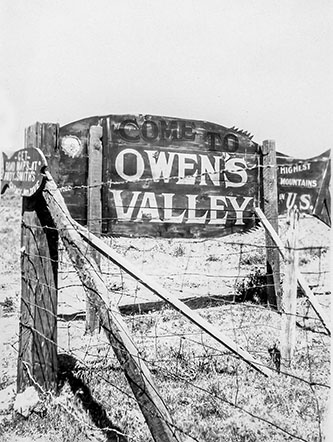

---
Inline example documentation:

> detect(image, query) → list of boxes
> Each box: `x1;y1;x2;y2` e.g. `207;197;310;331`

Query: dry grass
0;191;331;441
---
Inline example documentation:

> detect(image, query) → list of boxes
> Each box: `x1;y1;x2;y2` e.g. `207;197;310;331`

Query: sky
0;0;332;158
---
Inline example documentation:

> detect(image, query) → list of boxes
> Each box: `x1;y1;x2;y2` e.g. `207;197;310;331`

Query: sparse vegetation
239;249;264;266
1;297;15;315
234;268;269;305
0;191;330;441
206;254;220;262
172;243;186;257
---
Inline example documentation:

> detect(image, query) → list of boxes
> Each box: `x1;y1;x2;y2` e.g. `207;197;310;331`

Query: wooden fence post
255;207;331;336
281;208;299;366
78;216;271;377
86;124;103;333
261;140;281;310
42;175;181;442
17;123;59;392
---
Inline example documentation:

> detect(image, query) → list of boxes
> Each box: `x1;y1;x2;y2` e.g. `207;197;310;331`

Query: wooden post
17;123;59;393
42;175;180;442
86;124;103;333
261;140;281;310
77;217;271;377
281;208;299;366
255;207;331;336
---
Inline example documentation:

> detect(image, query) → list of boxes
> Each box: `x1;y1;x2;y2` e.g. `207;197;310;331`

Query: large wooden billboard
57;114;260;238
2;115;330;235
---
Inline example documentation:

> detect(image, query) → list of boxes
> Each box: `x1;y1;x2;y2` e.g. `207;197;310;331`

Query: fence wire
0;191;331;442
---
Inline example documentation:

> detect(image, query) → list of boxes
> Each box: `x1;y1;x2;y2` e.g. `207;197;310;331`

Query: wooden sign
313;156;331;227
58;114;260;238
277;150;331;226
1;148;47;196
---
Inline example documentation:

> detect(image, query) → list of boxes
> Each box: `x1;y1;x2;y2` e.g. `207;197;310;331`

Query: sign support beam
261;140;281;311
17;123;59;393
255;207;331;336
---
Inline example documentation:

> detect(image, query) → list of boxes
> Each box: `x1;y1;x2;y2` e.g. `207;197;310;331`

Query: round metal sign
1;147;47;197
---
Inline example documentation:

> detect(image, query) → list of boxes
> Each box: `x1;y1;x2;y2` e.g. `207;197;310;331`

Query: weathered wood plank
277;149;331;222
255;207;331;336
261;140;281;310
281;208;299;366
58;117;100;225
86;124;103;333
58;293;245;321
87;124;103;235
42;174;180;442
56;114;330;238
104;115;259;238
60;114;260;238
17;123;58;393
77;220;271;377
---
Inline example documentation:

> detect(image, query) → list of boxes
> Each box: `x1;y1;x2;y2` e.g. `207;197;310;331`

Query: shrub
1;297;15;314
172;244;185;257
235;269;268;305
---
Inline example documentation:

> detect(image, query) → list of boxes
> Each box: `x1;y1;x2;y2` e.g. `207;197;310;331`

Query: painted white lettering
186;194;207;223
225;158;248;188
299;194;311;211
208;196;228;225
115;148;144;182
227;196;252;225
111;190;141;220
6;162;15;172
16;161;27;172
199;155;221;186
17;151;29;162
3;171;15;181
162;193;186;222
136;192;161;222
177;153;198;185
280;177;317;188
286;192;297;210
146;150;176;183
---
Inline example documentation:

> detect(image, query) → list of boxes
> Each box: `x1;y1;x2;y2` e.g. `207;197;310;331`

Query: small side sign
1;148;47;196
277;149;331;223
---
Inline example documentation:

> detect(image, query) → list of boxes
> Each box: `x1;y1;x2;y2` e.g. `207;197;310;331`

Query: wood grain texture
86;125;103;333
261;140;281;310
281;209;299;366
77;218;271;378
103;115;260;238
42;174;181;442
57;114;260;238
255;207;331;336
277;149;331;223
58;116;100;225
17;123;58;393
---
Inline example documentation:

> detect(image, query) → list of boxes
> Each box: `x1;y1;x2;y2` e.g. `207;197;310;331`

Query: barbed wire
52;154;329;193
1;192;330;441
14;303;330;442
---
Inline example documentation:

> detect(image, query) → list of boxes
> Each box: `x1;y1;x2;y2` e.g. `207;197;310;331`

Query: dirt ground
0;191;331;441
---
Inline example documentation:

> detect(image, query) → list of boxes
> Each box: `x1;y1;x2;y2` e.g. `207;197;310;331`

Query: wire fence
0;189;331;442
56;210;330;441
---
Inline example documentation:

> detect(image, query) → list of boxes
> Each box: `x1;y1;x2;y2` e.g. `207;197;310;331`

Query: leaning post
17;122;59;393
261;140;281;311
42;174;181;442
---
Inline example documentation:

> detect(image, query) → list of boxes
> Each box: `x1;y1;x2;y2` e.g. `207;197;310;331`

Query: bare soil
0;191;331;441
